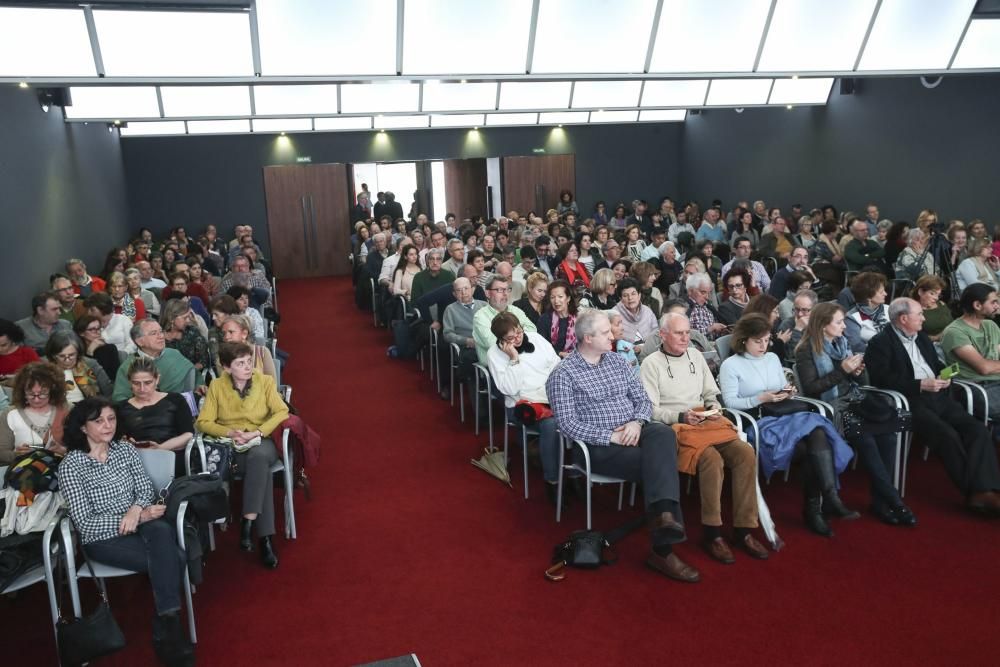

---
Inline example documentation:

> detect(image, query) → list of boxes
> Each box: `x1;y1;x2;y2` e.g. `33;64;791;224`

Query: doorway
352;162;419;220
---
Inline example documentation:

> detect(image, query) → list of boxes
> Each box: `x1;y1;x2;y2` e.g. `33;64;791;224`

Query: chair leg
629;483;636;507
183;567;197;643
459;382;465;422
522;427;529;500
285;467;298;540
474;373;481;436
556;445;565;523
486;395;494;451
617;482;624;510
585;477;593;531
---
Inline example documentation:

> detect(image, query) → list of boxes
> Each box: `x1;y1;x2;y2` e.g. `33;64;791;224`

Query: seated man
940;283;1000;422
640;313;768;563
113;319;197;400
757;216;797;262
472;275;537;366
442;277;487;395
51;274;86;322
441;238;466;276
865;298;1000;515
220;254;273;311
594;239;621;272
65;258;106;297
15;292;71;351
511;245;537;291
137;260;167;291
768;246;817;299
777;289;816;356
844;220;887;273
546;310;699;583
494;261;521;301
720;237;770;293
684;273;727;340
410;248;455;303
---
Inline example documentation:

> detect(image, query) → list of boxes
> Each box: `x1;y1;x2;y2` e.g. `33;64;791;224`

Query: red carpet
6;276;1000;665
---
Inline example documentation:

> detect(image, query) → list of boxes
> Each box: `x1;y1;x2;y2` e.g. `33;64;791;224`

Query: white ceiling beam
248;0;262;76
752;0;778;72
947;9;977;69
396;0;405;75
155;86;165;117
524;0;541;74
853;0;883;71
82;5;106;77
643;0;665;73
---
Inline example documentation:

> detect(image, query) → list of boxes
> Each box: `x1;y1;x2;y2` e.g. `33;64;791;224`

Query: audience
537;279;578;358
612;278;658;349
113;320;196;401
84;292;136;354
219;314;278;382
43;331;112;402
72;314;121;379
940;284;1000;422
844;272;889;353
16;292;72;350
911;275;953;341
473;275;537;366
0;318;41;378
0;362;69;464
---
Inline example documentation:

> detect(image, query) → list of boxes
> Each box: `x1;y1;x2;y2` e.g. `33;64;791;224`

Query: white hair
575;309;610;339
685;272;712;292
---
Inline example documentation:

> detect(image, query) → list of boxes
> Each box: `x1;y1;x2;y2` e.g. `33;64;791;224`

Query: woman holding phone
795;303;916;527
0;362;68;465
719;314;856;538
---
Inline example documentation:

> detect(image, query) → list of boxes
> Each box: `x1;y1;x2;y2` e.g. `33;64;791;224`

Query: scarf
814;336;851;402
559;260;590;288
71;362;101;398
858;303;889;332
550;313;577;354
113;293;137;320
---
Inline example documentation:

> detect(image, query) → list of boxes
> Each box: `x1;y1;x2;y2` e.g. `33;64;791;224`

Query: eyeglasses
85;325;102;333
794;307;813;314
55;353;78;361
26;391;50;399
489;288;511;294
665;350;697;379
502;328;524;344
727;283;745;290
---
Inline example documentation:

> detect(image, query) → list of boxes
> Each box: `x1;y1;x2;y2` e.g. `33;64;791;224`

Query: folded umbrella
471;448;512;488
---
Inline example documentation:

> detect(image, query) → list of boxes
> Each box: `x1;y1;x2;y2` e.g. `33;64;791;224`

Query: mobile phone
939;363;960;380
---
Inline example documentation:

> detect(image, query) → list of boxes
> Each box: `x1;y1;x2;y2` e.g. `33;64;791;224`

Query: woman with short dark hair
0;361;69;464
0;318;40;378
44;331;111;402
58;396;194;665
845;272;889;353
537;280;579;359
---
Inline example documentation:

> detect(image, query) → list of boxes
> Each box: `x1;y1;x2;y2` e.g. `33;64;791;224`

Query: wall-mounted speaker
839;79;857;95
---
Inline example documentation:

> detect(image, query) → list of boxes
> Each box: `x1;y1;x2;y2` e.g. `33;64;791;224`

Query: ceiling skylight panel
430;114;485;128
950;19;1000;69
857;0;977;71
640;80;709;107
499;82;572;110
0;8;96;77
93;10;253;77
314;117;373;130
187;119;251;134
341;83;420;114
485;113;539;126
160;86;251;118
374;115;430;129
638;110;687;122
590;110;639;124
120;121;187;137
768;78;834;105
64;87;160;119
705;79;773;106
539;112;589;125
403;0;533;74
252;118;313;133
531;0;658;73
649;0;772;73
422;83;498;112
571;81;642;109
253;85;339;116
257;0;397;75
757;0;878;72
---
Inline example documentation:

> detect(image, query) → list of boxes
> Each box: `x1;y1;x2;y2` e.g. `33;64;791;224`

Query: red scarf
559;260;591;288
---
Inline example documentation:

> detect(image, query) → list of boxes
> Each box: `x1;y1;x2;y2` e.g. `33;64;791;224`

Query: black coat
863;325;943;399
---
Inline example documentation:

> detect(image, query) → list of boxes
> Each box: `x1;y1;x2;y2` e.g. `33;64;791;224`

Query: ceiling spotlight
460;79;467;84
786;105;793;110
379;129;385;133
735;108;744;114
558;124;563;127
473;126;479;130
280;131;286;136
113;120;122;126
18;82;28;89
792;75;798;80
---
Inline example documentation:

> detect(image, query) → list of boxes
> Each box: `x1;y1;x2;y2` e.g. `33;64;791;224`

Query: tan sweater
639;348;721;425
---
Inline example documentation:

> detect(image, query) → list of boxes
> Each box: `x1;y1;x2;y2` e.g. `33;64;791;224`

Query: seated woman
718;268;752;326
58;397;195;665
581;268;619;310
777;270;814;322
613;278;659;353
744;294;794;362
106;271;146;322
44;331;111;403
0;319;40;380
630;261;663;316
894;228;935;280
608;310;639;374
187;258;221;299
719;314;856;537
163;273;211;328
225;285;266;344
125;267;160;318
486;312;562;504
795;303;916;527
537;279;578;359
553;241;591;297
118;357;195;477
392;244;422;302
844;271;889;353
219;315;277;382
610;259;632;284
623;224;646;262
84;292;136;354
0;362;68;465
195;342;288;569
73;314;122;380
161;299;210;384
511;272;548;328
911;275;953;341
956;237;1000;292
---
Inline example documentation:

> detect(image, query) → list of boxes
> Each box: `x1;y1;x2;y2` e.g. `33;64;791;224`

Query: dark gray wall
0;85;131;318
680;75;1000;223
120;122;685;254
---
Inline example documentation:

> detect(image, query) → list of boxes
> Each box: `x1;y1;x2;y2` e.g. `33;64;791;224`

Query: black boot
810;448;861;520
801;458;833;537
152;612;195;667
259;536;279;569
240;518;255;551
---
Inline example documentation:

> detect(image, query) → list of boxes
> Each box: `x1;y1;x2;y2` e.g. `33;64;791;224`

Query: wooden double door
263;163;352;279
501;154;575;216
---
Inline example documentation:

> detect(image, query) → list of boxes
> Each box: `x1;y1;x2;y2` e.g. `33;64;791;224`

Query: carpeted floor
6;276;1000;666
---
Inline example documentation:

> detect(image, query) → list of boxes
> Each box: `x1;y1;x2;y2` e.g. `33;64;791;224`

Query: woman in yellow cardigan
196;341;288;569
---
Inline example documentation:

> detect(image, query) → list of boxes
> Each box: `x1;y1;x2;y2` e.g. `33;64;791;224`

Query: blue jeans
83;519;183;615
508;408;560;483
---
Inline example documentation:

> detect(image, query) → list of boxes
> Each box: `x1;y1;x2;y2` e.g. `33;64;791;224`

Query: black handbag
843;396;913;440
545;530;616;581
56;558;126;666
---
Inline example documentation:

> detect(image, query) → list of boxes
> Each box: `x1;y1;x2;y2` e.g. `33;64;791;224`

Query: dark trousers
854;431;903;506
235;438;279;537
84;519;183;615
581;422;684;543
915;393;1000;495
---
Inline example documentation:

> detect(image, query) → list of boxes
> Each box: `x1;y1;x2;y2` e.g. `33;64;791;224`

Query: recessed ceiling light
18;82;28;89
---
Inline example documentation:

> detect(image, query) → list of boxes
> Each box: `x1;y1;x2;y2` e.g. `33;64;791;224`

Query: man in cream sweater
639;312;768;564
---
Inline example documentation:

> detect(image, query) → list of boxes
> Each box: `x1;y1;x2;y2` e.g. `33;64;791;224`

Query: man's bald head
495;261;513;280
452;277;474;304
659;311;692;356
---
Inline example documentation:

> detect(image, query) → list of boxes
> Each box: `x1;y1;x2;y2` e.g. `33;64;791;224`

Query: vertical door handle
308;195;320;269
300;195;311;268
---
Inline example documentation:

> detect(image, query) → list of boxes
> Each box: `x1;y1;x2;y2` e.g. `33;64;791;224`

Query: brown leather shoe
704;536;735;564
967;491;1000;516
738;534;770;560
646;551;700;583
647;512;686;542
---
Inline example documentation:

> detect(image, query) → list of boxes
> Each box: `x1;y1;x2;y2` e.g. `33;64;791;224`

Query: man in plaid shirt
546;310;700;583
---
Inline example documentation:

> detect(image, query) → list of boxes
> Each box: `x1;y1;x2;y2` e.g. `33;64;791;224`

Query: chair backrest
716;334;733;361
138;448;176;494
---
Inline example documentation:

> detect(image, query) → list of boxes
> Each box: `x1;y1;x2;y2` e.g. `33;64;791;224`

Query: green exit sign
296;156;312;163
532;148;546;154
